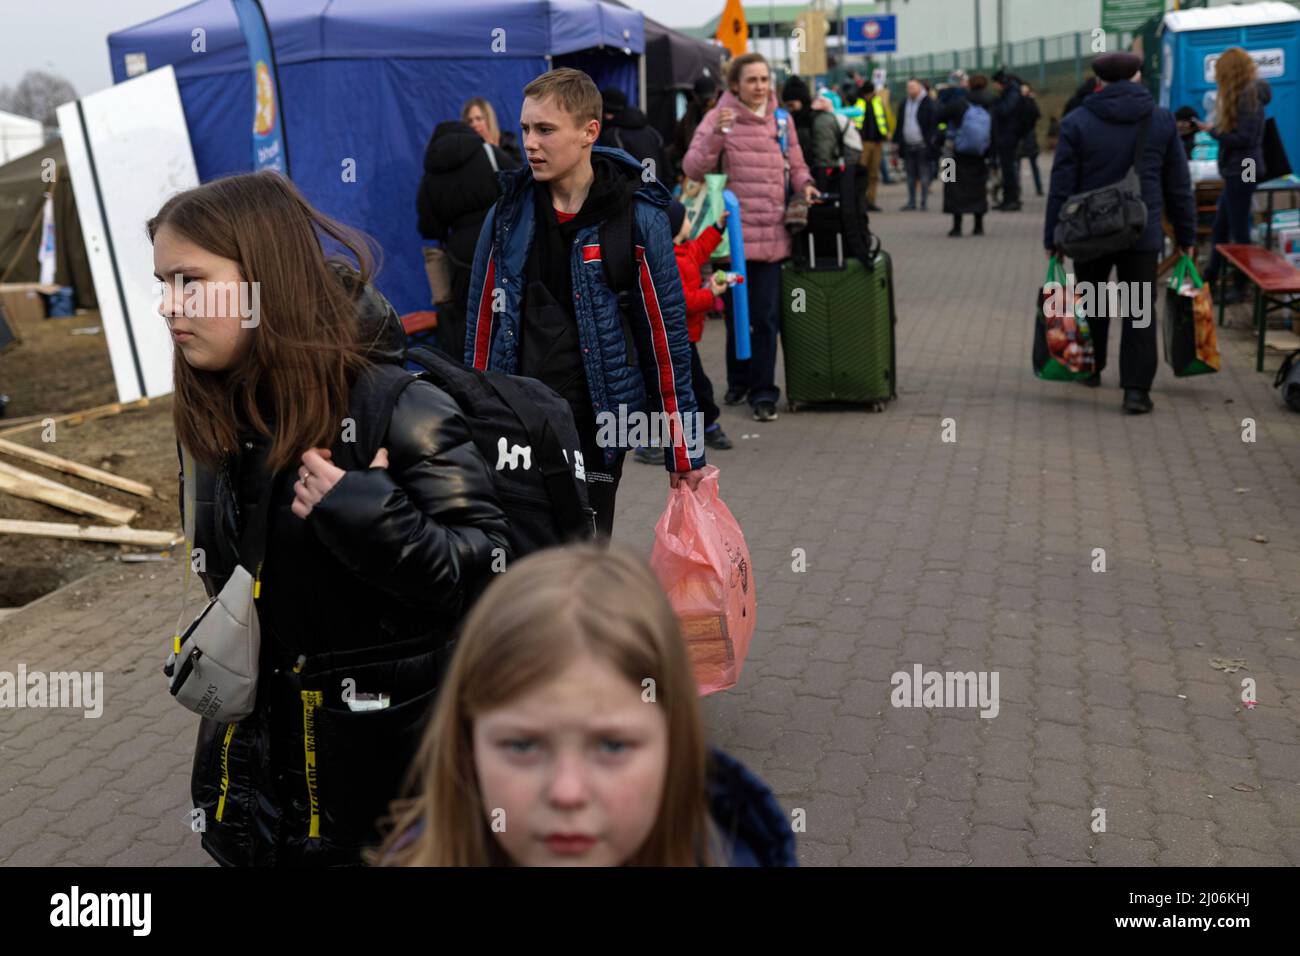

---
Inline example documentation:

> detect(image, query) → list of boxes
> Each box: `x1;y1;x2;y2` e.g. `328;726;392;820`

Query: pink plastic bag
650;465;756;695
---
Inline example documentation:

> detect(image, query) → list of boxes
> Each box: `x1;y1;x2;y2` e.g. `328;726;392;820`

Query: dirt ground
0;308;179;607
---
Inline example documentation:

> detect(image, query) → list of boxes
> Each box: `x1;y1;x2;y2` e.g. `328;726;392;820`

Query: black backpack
791;164;875;272
336;350;596;557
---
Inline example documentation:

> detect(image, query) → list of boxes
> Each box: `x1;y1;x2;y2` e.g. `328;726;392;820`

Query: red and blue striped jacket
464;146;703;473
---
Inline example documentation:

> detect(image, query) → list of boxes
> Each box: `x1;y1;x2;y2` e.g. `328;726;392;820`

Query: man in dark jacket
894;77;936;210
467;68;704;535
1045;52;1197;415
990;70;1023;209
598;86;672;184
416;120;518;359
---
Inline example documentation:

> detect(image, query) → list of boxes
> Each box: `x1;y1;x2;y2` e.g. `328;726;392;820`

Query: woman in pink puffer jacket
682;52;817;422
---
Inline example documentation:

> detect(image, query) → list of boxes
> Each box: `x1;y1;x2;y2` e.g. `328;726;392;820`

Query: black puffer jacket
180;278;510;867
416;121;517;266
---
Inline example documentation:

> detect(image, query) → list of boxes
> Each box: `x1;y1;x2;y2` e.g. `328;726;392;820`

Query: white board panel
57;66;199;403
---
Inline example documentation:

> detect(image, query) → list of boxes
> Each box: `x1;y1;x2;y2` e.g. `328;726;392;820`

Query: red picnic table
1214;244;1300;372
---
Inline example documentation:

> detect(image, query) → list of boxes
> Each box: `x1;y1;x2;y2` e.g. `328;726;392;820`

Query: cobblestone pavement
2;169;1298;867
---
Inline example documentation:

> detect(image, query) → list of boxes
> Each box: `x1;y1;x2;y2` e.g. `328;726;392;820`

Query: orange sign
716;0;749;58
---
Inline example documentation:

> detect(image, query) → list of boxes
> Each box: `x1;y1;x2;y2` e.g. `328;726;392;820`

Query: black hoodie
416;120;518;264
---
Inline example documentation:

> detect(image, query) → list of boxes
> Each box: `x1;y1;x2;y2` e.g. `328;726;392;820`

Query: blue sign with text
846;14;897;56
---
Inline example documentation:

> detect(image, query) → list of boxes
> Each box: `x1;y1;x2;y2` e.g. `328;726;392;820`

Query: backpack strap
598;201;639;366
333;362;419;471
1131;113;1152;174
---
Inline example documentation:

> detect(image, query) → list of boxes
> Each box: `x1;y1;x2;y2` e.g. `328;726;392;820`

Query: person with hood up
1044;52;1196;415
598;86;672;184
466;68;706;536
150;171;511;866
682;52;818;422
417;118;519;359
782;74;842;170
375;544;798;867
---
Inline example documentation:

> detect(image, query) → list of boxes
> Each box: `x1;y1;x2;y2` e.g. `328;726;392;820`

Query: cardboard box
0;284;49;325
1279;228;1300;269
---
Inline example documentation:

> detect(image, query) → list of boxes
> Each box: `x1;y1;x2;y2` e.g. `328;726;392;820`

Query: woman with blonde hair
462;96;521;165
375;544;795;866
1200;47;1273;302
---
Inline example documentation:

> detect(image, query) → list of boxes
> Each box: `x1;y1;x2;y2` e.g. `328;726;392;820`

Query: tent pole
638;53;647;113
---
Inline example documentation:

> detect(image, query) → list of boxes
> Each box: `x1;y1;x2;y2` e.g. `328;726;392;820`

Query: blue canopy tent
108;0;644;315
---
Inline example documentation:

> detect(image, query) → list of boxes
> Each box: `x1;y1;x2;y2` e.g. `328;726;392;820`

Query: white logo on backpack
496;437;532;471
562;448;586;482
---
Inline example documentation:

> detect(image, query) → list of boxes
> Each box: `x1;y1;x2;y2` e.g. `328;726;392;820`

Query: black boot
1122;388;1153;414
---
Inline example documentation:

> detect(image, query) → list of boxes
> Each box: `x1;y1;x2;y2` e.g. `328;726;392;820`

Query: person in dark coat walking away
936;73;994;237
417;119;519;360
151;171;511;867
1044;52;1197;415
598;86;672;183
1017;82;1043;197
990;70;1023;210
1199;47;1273;304
894;78;936;210
375;544;797;867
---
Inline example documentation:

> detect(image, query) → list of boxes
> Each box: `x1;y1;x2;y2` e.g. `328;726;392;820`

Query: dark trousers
952;213;984;234
1203;176;1258;283
902;144;930;207
1072;249;1159;390
723;259;783;407
690;341;720;429
1020;154;1042;195
998;146;1020;204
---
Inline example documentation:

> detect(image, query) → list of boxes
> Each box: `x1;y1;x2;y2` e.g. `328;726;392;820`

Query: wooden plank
0;460;137;525
0;518;178;548
0;438;155;498
0;397;150;438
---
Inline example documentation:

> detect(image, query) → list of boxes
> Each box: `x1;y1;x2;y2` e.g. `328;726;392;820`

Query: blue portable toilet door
1170;20;1300;178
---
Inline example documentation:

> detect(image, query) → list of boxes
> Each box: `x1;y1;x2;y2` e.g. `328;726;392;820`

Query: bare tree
0;71;78;128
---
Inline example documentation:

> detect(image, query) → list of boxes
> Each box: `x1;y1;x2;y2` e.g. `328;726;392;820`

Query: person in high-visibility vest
857;84;891;211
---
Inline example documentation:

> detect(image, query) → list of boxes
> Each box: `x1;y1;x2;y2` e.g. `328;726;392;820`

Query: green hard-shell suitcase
779;239;897;411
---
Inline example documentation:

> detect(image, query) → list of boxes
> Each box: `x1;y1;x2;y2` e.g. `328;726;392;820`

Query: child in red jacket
636;201;732;464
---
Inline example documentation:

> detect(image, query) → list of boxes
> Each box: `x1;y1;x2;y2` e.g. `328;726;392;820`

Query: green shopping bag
1033;255;1097;381
1163;254;1220;376
682;173;730;260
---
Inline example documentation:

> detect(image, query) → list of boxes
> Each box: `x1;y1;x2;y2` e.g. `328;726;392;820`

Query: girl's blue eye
504;739;536;754
599;739;629;755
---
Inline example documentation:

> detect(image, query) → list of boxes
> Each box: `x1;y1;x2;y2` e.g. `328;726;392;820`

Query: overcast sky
0;0;719;99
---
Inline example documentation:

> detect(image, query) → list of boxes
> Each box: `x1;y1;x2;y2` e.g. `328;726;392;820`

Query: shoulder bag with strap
164;447;270;722
1053;113;1150;261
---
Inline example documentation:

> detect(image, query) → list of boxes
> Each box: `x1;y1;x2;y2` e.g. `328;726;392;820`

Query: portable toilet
1160;1;1300;177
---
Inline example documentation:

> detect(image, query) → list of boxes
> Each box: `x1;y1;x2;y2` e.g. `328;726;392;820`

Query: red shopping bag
650;465;756;695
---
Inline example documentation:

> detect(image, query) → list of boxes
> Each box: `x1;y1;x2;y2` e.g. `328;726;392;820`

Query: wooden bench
400;310;439;349
1215;244;1300;372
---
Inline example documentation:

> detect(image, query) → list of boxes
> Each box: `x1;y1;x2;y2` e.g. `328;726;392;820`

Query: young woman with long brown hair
151;170;510;866
1201;47;1273;302
375;544;796;866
